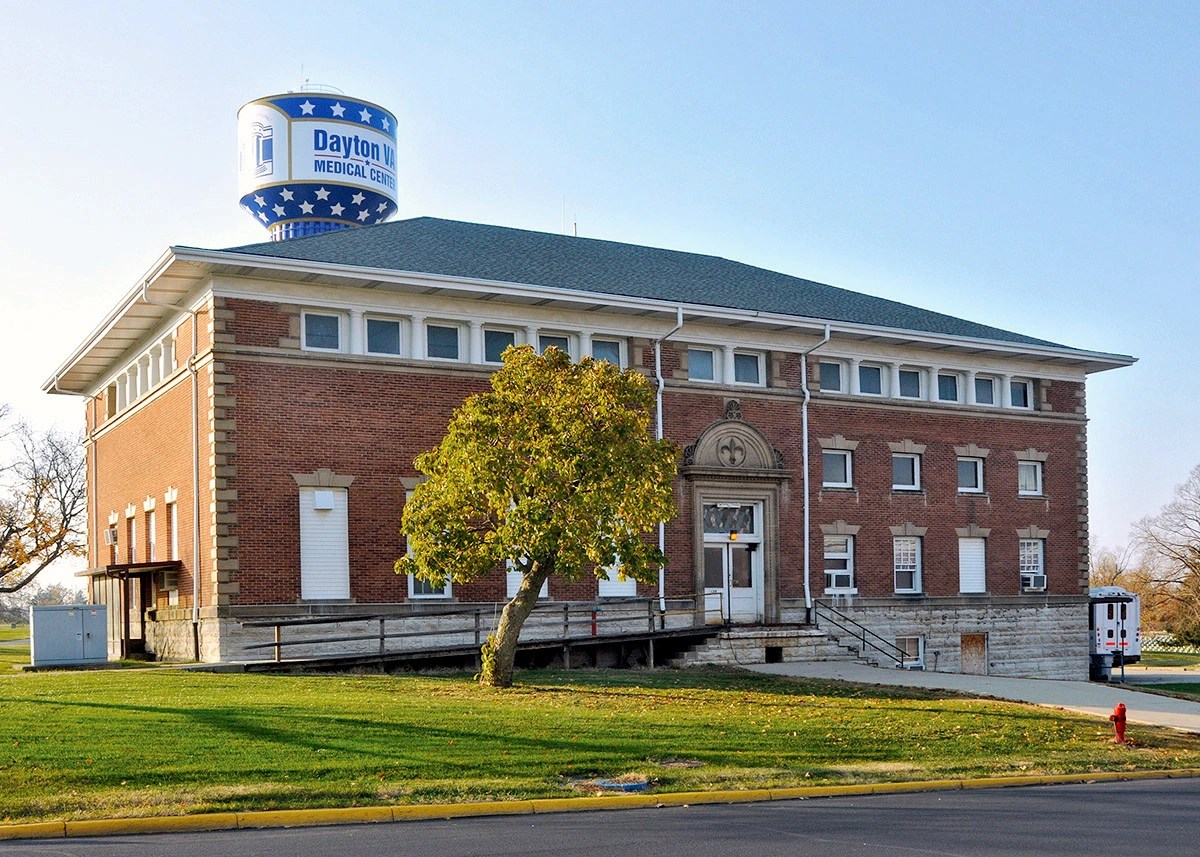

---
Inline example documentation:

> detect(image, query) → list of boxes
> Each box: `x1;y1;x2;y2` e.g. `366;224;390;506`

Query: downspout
653;307;685;620
140;281;202;660
799;324;831;625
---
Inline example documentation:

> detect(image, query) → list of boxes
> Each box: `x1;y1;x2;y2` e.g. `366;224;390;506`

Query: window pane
823;451;848;485
484;329;515;363
539;335;570;355
958;458;980;490
689;348;715;381
734;353;760;384
1011;380;1030;408
899;369;921;397
893;455;917;487
1018;462;1041;494
412;576;446;596
592;339;621;365
938;374;958;401
731;548;752;587
819;362;842;391
703;547;724;589
859;365;882;395
975;377;995;404
304;314;339;350
427;325;459;359
702;504;756;535
824;536;849;555
366;319;400;354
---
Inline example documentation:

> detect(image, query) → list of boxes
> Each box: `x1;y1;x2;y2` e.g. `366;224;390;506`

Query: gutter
799;324;831;624
653;307;685;620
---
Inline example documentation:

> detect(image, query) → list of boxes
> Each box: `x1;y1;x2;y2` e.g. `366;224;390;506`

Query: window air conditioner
1024;574;1046;591
103;527;119;546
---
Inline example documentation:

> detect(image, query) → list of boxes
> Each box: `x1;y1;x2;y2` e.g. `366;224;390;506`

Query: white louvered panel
300;488;350;600
958;537;987;593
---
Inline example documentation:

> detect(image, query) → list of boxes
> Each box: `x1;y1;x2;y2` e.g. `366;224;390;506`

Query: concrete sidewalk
747;661;1200;734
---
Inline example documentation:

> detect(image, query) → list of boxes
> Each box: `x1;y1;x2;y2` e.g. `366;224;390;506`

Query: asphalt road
1;778;1193;857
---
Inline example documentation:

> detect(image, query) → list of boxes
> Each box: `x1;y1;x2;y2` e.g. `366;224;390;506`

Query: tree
1;408;87;594
1134;463;1200;644
396;345;678;687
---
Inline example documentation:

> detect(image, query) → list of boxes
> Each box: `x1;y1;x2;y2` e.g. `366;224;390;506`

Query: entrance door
961;633;988;675
701;502;763;623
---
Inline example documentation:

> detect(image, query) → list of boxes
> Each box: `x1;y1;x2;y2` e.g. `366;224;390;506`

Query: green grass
1;667;1198;824
0;624;28;642
1139;682;1200;700
0;625;29;669
1140;651;1200;667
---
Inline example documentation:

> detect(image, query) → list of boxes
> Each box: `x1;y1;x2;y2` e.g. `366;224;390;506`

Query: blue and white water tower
237;88;400;240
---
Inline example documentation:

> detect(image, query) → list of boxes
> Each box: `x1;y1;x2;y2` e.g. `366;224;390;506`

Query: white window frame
898;368;923;399
483;327;519;365
168;502;179;561
823;535;856;594
822;450;853;489
425;322;463;361
937;372;962;403
893;536;922;593
590;337;625;367
974;375;997;406
819;361;846;393
365;315;403;356
732;351;765;386
538;332;573;357
957;456;984;494
688;347;717;383
1019;538;1046;591
892;453;921;491
147;510;157;563
301;310;344;352
1010;378;1033;409
1018;460;1044;496
896;635;924;667
858;363;885;396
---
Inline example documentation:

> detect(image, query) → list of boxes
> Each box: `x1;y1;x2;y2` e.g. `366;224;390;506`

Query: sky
1;1;1196;587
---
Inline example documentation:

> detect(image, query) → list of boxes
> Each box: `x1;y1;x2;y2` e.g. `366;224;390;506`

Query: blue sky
1;0;1196;569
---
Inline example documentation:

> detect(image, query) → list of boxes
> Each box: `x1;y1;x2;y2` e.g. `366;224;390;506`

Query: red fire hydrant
1109;703;1127;744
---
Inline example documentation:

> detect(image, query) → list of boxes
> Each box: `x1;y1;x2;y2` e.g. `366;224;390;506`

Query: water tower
237;87;400;241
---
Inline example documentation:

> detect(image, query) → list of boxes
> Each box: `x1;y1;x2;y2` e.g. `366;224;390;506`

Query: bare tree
0;411;87;594
1135;463;1200;643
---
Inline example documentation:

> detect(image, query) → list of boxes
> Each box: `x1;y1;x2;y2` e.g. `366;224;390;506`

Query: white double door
702;501;764;623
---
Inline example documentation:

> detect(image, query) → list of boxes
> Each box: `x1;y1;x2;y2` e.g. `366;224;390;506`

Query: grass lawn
1139;651;1200;668
0;626;29;670
2;667;1199;824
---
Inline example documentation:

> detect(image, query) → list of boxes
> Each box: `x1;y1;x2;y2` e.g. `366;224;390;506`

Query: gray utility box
30;605;108;666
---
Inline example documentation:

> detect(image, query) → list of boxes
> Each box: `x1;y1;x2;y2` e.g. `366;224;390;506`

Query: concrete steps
669;626;875;669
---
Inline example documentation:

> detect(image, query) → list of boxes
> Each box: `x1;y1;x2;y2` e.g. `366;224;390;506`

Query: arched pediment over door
681;400;789;480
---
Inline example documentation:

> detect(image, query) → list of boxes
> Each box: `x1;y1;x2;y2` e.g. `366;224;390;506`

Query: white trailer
1089;586;1140;681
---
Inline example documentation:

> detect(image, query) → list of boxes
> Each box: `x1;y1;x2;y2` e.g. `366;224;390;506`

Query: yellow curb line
5;769;1200;842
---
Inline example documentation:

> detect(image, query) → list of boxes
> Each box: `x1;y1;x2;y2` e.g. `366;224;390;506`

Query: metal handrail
242;594;718;663
813;598;915;667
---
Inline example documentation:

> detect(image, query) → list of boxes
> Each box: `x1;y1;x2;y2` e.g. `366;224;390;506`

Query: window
957;457;984;493
898;369;922;398
1019;539;1046;591
822;450;853;488
733;352;763;385
366;318;401;355
299;487;350;600
892;454;921;490
598;559;637;597
426;325;460;360
410;572;449;598
858;364;883;395
1018;461;1043;496
591;338;622;366
163;569;179;606
688;348;715;382
974;376;996;405
819;361;843;392
937;373;960;402
128;517;137;564
958;537;987;593
147;510;157;563
168;503;179;561
539;334;571;356
894;537;922;593
1010;379;1032;409
302;312;341;351
506;560;549;599
896;636;924;667
484;329;516;363
823;536;855;592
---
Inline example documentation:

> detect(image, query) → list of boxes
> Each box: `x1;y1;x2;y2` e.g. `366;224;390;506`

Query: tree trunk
480;558;553;687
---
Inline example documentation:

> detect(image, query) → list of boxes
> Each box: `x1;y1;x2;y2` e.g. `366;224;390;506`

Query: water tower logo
237;91;400;241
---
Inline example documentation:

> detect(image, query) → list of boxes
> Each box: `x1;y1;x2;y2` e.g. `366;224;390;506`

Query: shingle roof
219;217;1063;348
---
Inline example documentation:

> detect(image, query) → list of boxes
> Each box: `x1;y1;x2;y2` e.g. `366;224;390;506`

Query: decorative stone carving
724;399;743;421
685;417;783;474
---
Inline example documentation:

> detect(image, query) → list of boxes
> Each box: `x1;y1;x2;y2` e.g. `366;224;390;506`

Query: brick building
45;217;1132;676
